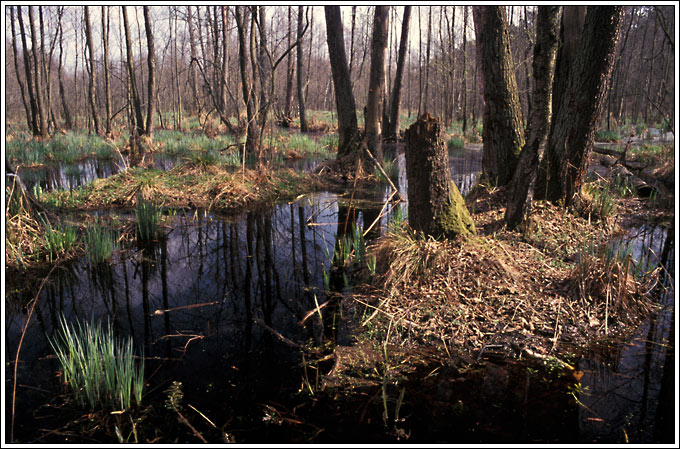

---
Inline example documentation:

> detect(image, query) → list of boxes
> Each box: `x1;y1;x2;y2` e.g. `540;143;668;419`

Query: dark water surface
4;148;675;443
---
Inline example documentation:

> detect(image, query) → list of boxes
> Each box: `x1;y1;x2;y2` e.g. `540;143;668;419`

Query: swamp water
5;148;675;443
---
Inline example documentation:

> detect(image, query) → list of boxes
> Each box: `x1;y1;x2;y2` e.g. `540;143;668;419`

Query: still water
4;148;674;443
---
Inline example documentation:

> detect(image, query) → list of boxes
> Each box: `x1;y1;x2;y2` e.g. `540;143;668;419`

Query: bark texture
365;6;389;162
505;6;561;229
324;6;359;159
384;6;411;141
404;113;476;239
84;6;101;135
474;6;525;186
537;6;624;205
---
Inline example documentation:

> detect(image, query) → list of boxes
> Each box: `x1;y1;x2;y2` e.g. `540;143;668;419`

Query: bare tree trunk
28;6;48;136
187;7;200;115
535;6;586;200
462;6;468;133
102;6;112;135
324;6;359;159
505;6;561;228
9;6;32;132
423;7;432;113
297;6;308;132
537;6;624;205
143;6;156;137
283;6;295;124
384;6;411;141
84;6;101;135
474;6;525;186
17;7;40;136
235;6;259;156
122;6;146;165
38;7;57;133
404;114;476;239
56;7;72;130
221;6;229;115
365;6;389;162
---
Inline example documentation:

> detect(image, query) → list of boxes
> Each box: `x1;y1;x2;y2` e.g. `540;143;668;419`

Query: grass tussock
566;240;658;328
81;165;324;212
346;189;660;368
48;315;144;411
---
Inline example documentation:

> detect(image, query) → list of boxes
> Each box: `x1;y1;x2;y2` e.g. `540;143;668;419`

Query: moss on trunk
404;113;476;239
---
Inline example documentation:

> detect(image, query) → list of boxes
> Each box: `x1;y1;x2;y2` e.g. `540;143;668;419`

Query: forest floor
315;149;674;406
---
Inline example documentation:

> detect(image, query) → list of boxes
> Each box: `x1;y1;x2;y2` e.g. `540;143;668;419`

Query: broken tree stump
404;113;476;239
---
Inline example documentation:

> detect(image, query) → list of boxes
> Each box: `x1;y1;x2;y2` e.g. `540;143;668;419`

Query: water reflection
575;224;674;443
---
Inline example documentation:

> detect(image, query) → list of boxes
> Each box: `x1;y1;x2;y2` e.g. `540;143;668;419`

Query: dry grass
81;164;324;212
344;188;662;368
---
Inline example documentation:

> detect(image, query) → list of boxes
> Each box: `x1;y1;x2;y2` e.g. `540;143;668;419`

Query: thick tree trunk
384;6;411;141
325;6;360;159
84;6;101;135
537;6;624;205
297;6;308;132
28;7;48;137
365;6;389;163
474;6;525;186
17;7;40;136
404;114;476;239
143;6;156;137
9;7;32;132
505;7;561;229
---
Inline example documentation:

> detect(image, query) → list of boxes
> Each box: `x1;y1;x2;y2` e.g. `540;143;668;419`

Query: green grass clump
48;315;144;411
583;183;617;222
375;156;398;182
42;218;78;262
319;134;339;153
85;222;119;264
136;199;162;241
595;129;621;142
447;136;465;150
288;133;320;155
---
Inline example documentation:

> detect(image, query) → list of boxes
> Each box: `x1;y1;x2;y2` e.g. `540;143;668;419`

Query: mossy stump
404;113;476;239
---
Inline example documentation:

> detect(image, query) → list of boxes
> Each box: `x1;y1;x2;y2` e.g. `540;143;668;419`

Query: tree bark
122;6;146;165
462;7;468;133
297;6;308;132
283;6;295;125
17;7;40;136
505;6;561;229
537;6;624;205
365;6;389;162
187;7;200;114
102;6;112;135
143;6;156;137
84;6;102;135
28;6;48;136
235;6;259;156
474;6;525;186
9;6;33;132
384;6;411;141
56;7;72;130
404;114;476;239
324;6;360;159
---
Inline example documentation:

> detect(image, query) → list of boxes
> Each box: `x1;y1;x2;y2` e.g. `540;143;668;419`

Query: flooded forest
4;5;676;444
